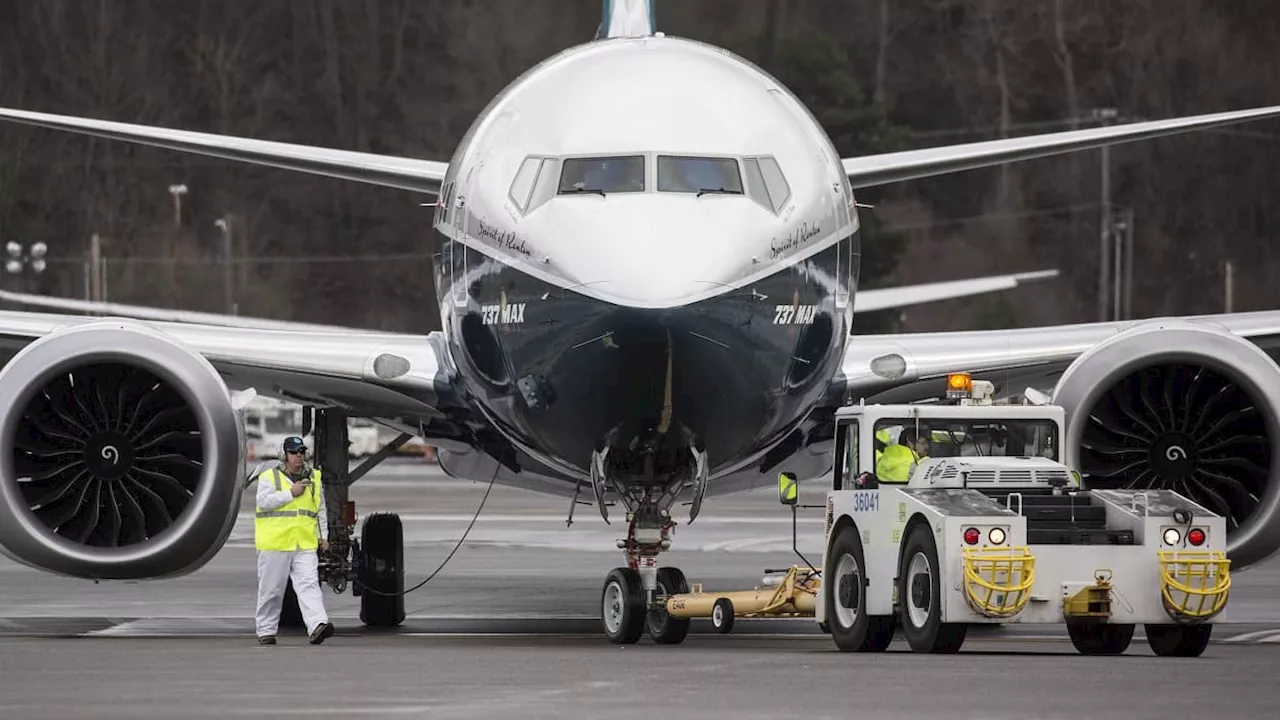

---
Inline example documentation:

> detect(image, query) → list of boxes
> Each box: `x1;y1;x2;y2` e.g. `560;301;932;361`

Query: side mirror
778;471;798;506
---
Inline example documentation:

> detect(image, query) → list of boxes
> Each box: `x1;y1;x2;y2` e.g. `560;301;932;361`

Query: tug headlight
988;527;1006;545
1163;528;1181;545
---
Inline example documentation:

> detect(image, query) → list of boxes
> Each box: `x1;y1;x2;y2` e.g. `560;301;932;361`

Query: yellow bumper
1158;550;1231;621
961;546;1035;618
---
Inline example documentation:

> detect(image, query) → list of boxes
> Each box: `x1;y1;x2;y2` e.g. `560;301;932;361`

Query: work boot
309;622;334;645
257;635;276;645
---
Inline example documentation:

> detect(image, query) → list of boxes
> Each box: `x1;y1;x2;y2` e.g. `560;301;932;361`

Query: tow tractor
811;373;1231;656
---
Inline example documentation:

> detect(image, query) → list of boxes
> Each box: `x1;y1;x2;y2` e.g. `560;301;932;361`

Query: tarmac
2;459;1279;718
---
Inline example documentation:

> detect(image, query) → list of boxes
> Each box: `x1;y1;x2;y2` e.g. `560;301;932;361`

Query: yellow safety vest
876;444;925;483
255;467;323;551
874;428;892;464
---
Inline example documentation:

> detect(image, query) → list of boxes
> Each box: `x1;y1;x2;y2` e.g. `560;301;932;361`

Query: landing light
963;527;980;545
988;527;1006;545
1163;528;1181;545
1188;528;1206;546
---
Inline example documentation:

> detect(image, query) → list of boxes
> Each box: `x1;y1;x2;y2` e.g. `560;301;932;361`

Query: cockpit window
558;155;645;194
509;156;544;212
742;156;790;213
656;156;743;195
757;156;790;212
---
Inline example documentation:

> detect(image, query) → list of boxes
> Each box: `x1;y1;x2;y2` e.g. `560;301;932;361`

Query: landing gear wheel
280;580;304;628
359;512;405;627
1067;621;1135;654
602;567;646;644
712;598;735;634
1145;623;1212;657
646;567;691;644
898;523;967;653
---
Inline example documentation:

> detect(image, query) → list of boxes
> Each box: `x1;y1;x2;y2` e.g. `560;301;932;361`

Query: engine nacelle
1052;319;1280;570
0;321;245;580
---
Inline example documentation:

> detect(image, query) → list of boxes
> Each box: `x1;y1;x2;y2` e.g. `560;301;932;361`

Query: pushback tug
653;372;1231;654
804;372;1231;656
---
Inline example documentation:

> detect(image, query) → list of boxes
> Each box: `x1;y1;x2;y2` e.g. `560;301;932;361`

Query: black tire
712;598;735;634
862;616;896;652
647;567;691;645
602;567;646;644
1067;621;1135;655
1145;623;1212;657
898;523;967;653
280;580;304;628
826;525;870;651
359;512;405;627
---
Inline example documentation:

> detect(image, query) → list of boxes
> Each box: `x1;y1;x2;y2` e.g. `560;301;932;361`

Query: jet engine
1052;319;1280;570
0;321;245;580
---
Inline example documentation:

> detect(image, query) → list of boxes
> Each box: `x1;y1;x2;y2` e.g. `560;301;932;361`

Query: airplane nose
543;195;762;308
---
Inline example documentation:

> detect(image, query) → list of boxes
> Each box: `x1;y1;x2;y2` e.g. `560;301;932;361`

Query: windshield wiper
697;187;738;197
563;187;606;197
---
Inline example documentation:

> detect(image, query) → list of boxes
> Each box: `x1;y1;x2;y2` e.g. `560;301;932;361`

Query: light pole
168;184;188;227
1090;107;1118;322
5;241;47;276
215;216;236;315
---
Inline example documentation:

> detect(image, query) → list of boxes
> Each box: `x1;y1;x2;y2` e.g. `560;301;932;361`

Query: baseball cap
283;436;308;454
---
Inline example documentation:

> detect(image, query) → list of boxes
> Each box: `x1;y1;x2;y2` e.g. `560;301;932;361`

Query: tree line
0;0;1276;334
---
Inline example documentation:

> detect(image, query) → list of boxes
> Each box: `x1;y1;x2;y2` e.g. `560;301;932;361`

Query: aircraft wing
0;309;474;450
853;270;1058;314
843;105;1280;188
0;289;382;333
0;265;1060;327
834;310;1280;402
0;108;448;195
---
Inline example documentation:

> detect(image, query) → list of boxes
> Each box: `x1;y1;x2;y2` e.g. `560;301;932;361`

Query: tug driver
875;426;931;483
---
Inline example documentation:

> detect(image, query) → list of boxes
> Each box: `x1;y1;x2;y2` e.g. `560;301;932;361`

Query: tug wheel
826;525;870;651
898;523;966;653
711;598;735;634
647;567;691;645
1067;621;1134;655
602;567;645;644
1145;623;1212;657
863;616;896;652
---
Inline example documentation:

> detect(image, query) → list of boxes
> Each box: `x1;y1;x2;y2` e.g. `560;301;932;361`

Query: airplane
0;0;1279;646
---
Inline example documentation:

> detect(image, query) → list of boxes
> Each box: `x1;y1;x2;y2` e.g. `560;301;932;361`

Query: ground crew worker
875;427;930;483
255;435;335;646
873;428;893;464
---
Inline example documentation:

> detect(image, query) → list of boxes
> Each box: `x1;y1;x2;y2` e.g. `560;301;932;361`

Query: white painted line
232;513;823;524
84;620;147;637
701;537;813;552
1221;629;1280;643
399;632;823;639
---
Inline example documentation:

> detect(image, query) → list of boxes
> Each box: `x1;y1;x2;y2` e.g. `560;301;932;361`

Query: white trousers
255;549;329;637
